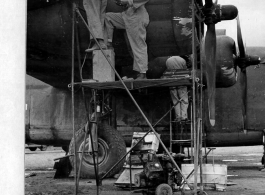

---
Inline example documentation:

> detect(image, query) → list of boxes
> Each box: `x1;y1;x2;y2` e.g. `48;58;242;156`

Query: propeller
236;16;262;131
236;16;248;130
204;0;217;126
202;2;238;126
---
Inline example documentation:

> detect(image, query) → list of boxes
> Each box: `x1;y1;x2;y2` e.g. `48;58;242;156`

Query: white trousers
83;0;107;40
105;6;149;73
166;56;189;119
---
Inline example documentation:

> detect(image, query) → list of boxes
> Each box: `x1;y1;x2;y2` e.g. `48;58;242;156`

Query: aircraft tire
29;147;37;151
69;121;126;178
39;145;48;151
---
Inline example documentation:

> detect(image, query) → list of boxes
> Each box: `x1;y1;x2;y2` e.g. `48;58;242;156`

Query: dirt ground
25;167;265;195
25;146;265;195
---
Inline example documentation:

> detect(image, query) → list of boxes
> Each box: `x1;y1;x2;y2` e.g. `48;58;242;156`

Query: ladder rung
171;139;192;144
171;120;191;124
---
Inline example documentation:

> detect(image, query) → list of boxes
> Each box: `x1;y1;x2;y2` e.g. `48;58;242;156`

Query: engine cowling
203;35;237;88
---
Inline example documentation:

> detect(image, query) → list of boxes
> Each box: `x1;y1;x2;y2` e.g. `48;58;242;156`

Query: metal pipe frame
192;0;199;193
71;3;78;195
198;3;205;193
75;15;94;190
68;2;216;193
74;5;194;189
71;4;101;195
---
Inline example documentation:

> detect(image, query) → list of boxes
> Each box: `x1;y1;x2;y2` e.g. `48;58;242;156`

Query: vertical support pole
198;118;203;193
92;90;99;153
129;153;132;191
198;5;204;193
75;11;93;189
263;129;265;169
92;90;100;194
192;0;198;193
170;103;173;152
71;2;78;195
190;100;194;162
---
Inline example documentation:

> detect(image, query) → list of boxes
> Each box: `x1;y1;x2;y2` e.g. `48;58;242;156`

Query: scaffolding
69;1;207;194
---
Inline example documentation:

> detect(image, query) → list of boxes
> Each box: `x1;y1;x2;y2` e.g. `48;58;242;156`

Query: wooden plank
81;78;192;90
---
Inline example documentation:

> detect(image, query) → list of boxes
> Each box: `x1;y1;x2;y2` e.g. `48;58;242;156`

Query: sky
215;0;265;46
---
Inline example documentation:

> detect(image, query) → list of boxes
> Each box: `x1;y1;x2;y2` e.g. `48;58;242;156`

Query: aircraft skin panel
27;1;73;58
205;131;262;146
25;76;87;144
247;64;265;130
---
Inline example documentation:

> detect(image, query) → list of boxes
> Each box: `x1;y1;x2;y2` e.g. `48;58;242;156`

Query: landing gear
69;121;126;178
29;147;37;151
39;145;47;151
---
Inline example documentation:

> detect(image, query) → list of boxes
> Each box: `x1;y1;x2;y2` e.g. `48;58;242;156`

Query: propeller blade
236;16;246;58
205;23;216;126
237;16;247;130
239;69;247;130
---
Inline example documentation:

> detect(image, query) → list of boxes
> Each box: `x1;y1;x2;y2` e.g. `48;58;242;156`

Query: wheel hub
78;138;109;167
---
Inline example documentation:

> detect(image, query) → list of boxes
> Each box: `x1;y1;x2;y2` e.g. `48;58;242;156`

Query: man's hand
115;0;129;6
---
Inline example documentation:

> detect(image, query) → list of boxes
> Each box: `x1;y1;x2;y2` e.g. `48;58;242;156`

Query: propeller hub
203;4;238;25
246;55;261;66
203;4;218;25
219;5;238;21
237;55;261;69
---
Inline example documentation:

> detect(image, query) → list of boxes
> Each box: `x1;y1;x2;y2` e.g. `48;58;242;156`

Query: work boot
135;73;147;80
85;39;107;52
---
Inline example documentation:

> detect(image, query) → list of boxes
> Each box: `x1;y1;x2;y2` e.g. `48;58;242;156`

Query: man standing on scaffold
166;56;192;122
105;0;150;80
83;0;107;52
